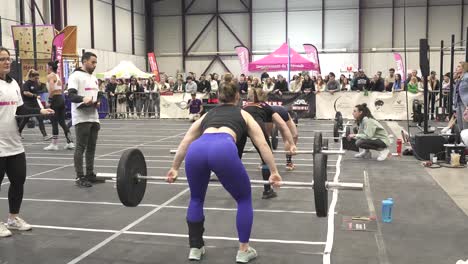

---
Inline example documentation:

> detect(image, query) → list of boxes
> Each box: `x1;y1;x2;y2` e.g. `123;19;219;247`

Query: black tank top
201;104;248;144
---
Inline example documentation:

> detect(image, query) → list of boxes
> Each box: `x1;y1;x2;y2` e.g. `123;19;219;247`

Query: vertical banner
235;46;250;75
147;52;160;82
303;43;321;74
52;32;65;84
393;53;406;81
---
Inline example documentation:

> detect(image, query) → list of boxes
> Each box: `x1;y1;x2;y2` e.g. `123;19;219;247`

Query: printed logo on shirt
0;101;17;106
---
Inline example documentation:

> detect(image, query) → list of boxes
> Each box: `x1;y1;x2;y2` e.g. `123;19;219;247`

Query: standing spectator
442;73;451;108
105;75;117;118
405;70;421;89
166;77;176;92
198;74;210;93
250;77;262;89
315;75;326;92
238;75;248;94
174;78;185;93
263;77;275;93
370;74;385;92
392;74;403;92
407;76;422;94
339;74;350;91
187;93;203;122
17;69;51;140
185;76;198;94
115;79;128;119
352;70;370;91
260;67;269;82
289;76;302;93
301;73;315;93
273;75;288;95
385;68;396;92
129;77;144;118
67;52;104;187
325;73;339;94
428;71;440;120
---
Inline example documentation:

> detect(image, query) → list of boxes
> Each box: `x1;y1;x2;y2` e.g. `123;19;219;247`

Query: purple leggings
185;133;253;243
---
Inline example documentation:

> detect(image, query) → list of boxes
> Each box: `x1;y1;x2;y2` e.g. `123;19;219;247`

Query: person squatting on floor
188;92;203;122
243;88;296;199
44;60;75;151
0;47;55;238
16;69;51;141
347;103;391;161
166;83;284;263
270;105;299;171
67;52;105;188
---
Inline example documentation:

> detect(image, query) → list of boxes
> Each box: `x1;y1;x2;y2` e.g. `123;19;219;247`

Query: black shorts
271;106;289;122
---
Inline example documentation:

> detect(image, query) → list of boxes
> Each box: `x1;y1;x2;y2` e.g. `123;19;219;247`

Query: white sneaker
377;148;390;161
0;222;12;237
354;149;372;159
44;144;59;151
64;142;75;150
236;247;257;263
188;246;205;261
7;217;32;231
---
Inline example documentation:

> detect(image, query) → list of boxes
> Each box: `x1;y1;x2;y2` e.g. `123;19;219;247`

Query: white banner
316;91;424;120
159;93;207;119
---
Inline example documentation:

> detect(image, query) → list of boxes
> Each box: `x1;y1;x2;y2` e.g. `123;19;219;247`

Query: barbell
95;148;364;217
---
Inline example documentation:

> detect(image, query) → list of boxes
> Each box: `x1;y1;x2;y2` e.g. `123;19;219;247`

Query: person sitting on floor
347;103;391;161
188;92;203;122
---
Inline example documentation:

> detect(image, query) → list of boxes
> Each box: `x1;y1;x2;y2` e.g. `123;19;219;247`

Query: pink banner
148;52;160;82
52;32;65;83
303;44;321;74
393;53;406;82
235;46;250;75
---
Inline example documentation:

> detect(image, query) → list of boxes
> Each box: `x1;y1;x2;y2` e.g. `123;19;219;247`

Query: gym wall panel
324;0;359;9
186;0;217;14
154;16;182;54
218;14;250;51
115;7;132;54
394;7;426;48
157;56;183;76
287;11;322;49
94;0;113;51
428;6;461;47
252;12;286;51
361;8;393;49
185;56;241;76
362;0;393;8
67;0;92;49
153;0;181;16
115;0;131;10
253;0;285;12
324;9;359;50
394;0;428;7
287;0;322;11
185;15;217;52
429;0;461;5
134;0;145;14
218;0;248;12
134;14;146;56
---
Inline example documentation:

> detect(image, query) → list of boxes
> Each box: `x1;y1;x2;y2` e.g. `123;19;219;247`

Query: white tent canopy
96;60;153;79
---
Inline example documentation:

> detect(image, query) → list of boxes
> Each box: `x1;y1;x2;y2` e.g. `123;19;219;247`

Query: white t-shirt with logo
68;70;100;126
0;77;24;157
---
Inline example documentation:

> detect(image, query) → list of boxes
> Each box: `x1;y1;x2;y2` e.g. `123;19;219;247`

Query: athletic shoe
0;223;12;237
44;144;59;151
75;177;92;188
6;217;32;231
286;163;296;171
262;189;277;199
188;246;205;261
236;247;257;263
354;149;372;159
43;135;53;141
377;148;390;161
87;173;106;183
64;142;75;150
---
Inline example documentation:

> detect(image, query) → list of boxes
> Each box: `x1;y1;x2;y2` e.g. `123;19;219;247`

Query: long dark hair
48;60;59;73
355;103;374;125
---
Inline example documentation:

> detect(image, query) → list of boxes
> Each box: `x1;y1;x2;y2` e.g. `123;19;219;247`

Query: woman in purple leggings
167;82;282;263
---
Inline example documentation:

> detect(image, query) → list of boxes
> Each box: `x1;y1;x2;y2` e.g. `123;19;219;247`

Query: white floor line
31;224;326;246
24;177;316;190
323;134;345;264
0;197;319;214
364;171;391;264
66;188;190;264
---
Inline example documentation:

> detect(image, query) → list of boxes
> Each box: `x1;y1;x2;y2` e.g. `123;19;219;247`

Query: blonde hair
27;69;39;78
247;88;267;103
460;61;468;73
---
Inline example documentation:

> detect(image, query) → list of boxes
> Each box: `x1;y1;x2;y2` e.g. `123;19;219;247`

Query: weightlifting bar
169;149;345;155
96;173;363;190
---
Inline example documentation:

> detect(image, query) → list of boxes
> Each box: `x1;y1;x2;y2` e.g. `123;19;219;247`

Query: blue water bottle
382;198;394;223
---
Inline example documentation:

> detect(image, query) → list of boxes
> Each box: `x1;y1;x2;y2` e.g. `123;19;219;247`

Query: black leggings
50;95;72;143
18;109;47;136
0;153;27;214
356;138;387;150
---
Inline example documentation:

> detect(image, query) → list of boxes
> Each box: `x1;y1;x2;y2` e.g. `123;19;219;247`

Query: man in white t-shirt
0;47;54;238
67;52;104;187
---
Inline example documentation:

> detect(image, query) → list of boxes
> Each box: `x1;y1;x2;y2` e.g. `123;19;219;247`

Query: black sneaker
262;189;277;199
86;173;105;183
75;177;92;188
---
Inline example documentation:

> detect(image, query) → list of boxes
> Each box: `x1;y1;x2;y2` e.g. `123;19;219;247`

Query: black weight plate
117;148;147;207
333;122;339;142
313;153;328;217
313;132;322;154
271;126;279;150
335;111;342;121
